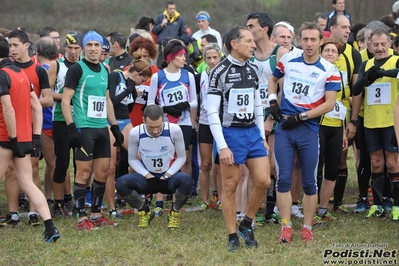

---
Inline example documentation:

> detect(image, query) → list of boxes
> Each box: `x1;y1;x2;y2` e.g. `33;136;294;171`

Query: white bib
116;82;134;106
286;77;316;105
87;95;107;118
163;85;187;106
367;82;391;106
227;88;254;114
258;83;269;108
135;85;149;105
325;100;347;120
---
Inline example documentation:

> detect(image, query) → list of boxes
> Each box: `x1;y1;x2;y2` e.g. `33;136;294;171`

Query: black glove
66;122;82;148
32;134;42;155
269;99;281;122
9;137;25;158
110;125;124;147
174;101;190;111
364;66;383;87
391;130;398;147
141;90;148;101
281;114;301;130
163;106;182;118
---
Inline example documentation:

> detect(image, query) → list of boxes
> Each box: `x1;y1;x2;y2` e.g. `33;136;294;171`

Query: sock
63;194;73;203
241;215;253;228
383;174;393;199
334;168;348;208
265;175;276;217
54;199;64;208
228;233;238;241
389;172;399;206
303;224;312;230
73;182;87;218
28;211;39;217
91;179;106;214
357;150;371;198
43;219;55;232
317;207;327;217
117;147;129;178
371;172;385;205
155;200;164;208
10;212;19;221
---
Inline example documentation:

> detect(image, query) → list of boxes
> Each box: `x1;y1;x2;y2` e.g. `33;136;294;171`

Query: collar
227;54;246;66
0;57;12;68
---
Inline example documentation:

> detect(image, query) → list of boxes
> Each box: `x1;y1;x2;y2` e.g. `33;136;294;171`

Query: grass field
0;150;398;266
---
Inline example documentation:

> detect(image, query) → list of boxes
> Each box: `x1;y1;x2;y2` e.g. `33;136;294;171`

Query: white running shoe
291;205;304;218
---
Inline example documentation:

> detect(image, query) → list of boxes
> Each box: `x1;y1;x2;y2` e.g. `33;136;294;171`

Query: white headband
275;21;295;33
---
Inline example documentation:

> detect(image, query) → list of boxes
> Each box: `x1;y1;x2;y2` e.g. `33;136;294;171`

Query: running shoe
64;200;75;213
390;206;399;223
152;207;164;217
333;205;350;214
52;204;70;217
300;227;314;242
77;218;98;231
227;238;240;252
0;213;20;227
43;227;60;243
237;225;258;248
91;215;118;227
199;201;208;211
278;225;293;243
108;209;124;219
312;215;329;226
265;212;281;224
255;209;266;226
28;214;41;227
353;198;369;213
216;201;222;211
138;209;153;228
168;210;180;229
291;205;304;218
382;198;393;212
365;205;385;219
210;191;218;203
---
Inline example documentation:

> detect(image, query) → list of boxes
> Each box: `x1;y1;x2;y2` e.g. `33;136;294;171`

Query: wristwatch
299;112;308;121
163;174;170;180
350;119;359;126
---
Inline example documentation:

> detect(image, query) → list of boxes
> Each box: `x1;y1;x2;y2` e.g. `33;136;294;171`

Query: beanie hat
83;30;103;47
196;11;210;22
102;37;110;52
0;36;9;58
64;30;83;48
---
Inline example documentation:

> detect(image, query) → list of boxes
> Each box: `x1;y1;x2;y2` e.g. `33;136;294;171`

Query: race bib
116;82;134;106
135;85;149;105
142;154;169;173
258;83;269;108
367;83;391;106
286;78;316;105
325;100;347;120
163;85;187;106
227;88;254;114
87;95;106;118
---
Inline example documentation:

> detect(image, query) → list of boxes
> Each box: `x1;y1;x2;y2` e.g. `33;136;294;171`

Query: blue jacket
152;11;188;44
